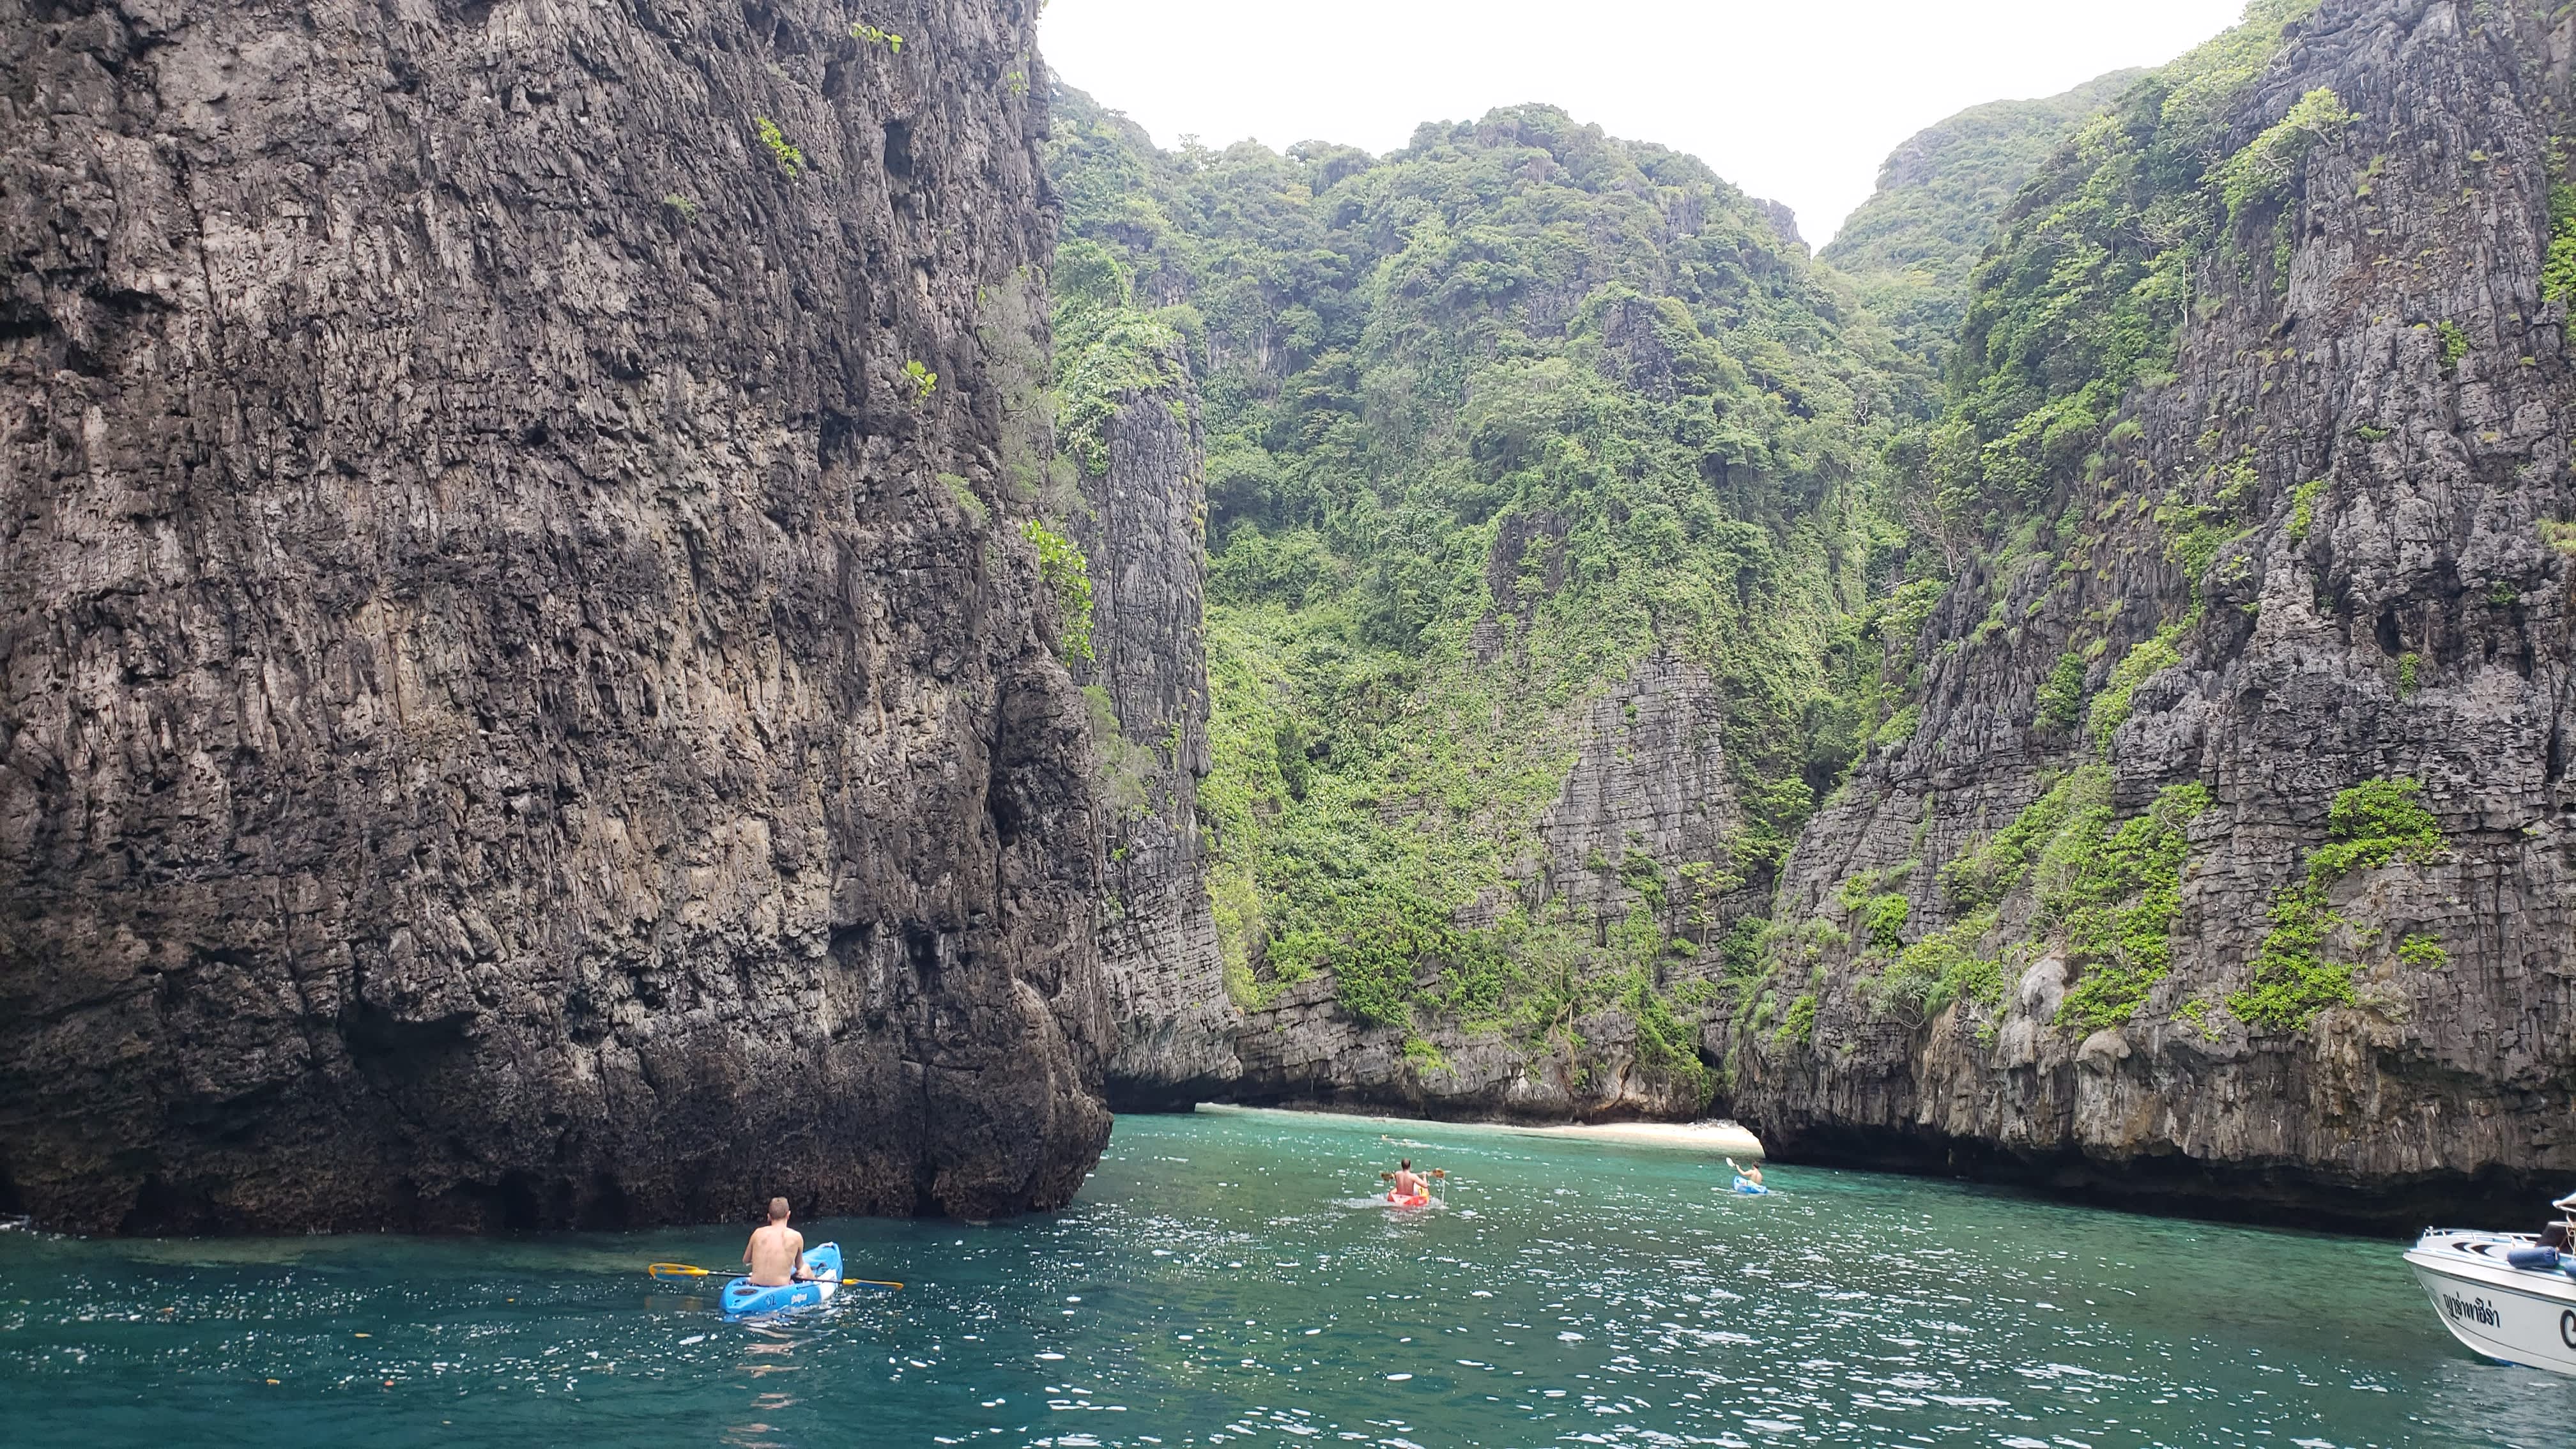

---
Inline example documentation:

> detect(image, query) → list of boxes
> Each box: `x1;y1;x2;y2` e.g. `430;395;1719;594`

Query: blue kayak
1731;1176;1773;1195
721;1242;844;1320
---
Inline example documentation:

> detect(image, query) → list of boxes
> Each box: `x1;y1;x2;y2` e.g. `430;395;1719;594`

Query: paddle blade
647;1263;714;1280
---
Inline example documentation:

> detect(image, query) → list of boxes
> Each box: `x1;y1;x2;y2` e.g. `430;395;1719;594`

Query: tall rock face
0;0;1114;1233
1064;337;1239;1109
1227;651;1736;1120
1519;653;1742;946
1726;0;2576;1228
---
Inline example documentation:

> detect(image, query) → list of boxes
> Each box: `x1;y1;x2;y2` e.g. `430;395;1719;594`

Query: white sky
1038;0;2251;247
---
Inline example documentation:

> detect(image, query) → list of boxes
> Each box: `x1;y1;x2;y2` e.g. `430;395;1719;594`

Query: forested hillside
1052;0;2576;1222
1046;89;1922;1105
1820;69;2141;379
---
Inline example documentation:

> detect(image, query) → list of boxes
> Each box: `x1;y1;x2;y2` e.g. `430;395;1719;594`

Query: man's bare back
744;1199;806;1287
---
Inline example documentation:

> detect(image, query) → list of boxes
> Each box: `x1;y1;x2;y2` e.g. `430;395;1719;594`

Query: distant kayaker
1392;1160;1427;1200
743;1198;808;1287
1727;1157;1763;1187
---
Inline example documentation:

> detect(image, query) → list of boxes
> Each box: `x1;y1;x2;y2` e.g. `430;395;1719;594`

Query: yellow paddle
647;1262;905;1290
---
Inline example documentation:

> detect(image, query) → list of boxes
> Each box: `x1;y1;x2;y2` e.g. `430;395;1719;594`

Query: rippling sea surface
2;1105;2568;1447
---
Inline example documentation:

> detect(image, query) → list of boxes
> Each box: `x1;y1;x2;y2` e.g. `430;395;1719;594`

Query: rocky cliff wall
0;0;1112;1233
1229;651;1735;1122
1520;652;1742;943
1066;341;1239;1109
1724;0;2576;1229
1043;85;1890;1129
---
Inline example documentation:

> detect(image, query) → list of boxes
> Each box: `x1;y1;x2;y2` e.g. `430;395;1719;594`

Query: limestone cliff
1724;0;2576;1229
1043;88;1888;1126
1064;335;1240;1109
0;0;1112;1233
1230;652;1737;1121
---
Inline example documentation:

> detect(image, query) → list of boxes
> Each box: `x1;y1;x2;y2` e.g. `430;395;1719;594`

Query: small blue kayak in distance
1731;1176;1773;1195
721;1242;844;1320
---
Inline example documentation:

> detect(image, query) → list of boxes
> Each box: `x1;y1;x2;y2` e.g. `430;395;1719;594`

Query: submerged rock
0;0;1110;1233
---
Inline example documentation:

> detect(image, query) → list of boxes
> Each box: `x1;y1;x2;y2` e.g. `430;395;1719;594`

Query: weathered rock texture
1067;345;1239;1109
1234;966;1706;1120
1726;0;2576;1229
1230;652;1732;1122
1522;652;1740;946
0;0;1113;1233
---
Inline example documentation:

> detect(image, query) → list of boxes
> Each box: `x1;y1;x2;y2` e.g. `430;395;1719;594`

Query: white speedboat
2405;1213;2576;1374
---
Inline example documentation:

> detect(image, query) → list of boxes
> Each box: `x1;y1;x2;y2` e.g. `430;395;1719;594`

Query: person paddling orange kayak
1388;1159;1430;1207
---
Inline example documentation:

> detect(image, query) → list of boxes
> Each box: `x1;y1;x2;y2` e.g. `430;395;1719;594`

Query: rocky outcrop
1522;652;1742;944
1233;967;1706;1120
1068;341;1239;1109
1230;652;1733;1122
0;0;1112;1234
1725;0;2576;1229
1752;199;1804;252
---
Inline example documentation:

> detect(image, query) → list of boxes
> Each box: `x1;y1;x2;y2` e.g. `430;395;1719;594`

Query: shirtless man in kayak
743;1197;808;1287
1726;1157;1763;1187
1391;1160;1427;1200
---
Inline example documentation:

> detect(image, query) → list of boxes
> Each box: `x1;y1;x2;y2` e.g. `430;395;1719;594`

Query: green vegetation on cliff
1858;0;2453;1044
1048;88;1914;1064
1903;0;2324;556
1052;0;2392;1087
1873;766;2209;1038
2227;779;2449;1032
1821;69;2142;379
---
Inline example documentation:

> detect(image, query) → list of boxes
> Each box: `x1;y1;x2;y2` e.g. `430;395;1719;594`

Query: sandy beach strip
1501;1119;1765;1156
1193;1103;1765;1159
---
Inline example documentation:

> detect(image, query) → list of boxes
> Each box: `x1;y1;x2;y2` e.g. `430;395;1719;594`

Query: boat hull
2405;1230;2576;1375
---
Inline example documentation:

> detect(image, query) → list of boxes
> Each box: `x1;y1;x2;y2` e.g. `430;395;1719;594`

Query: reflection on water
0;1106;2571;1446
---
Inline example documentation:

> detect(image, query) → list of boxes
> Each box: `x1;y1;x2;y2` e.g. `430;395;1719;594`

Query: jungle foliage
1043;0;2375;1075
1821;69;2143;381
1901;0;2326;557
1046;86;1926;1060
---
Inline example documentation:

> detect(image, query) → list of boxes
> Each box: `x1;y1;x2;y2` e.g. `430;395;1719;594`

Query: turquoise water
0;1106;2567;1448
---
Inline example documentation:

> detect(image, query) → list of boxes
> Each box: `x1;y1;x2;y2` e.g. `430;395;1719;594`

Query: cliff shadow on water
1765;1121;2564;1238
